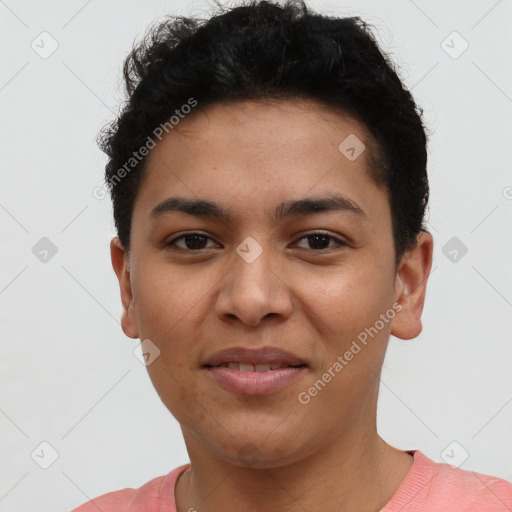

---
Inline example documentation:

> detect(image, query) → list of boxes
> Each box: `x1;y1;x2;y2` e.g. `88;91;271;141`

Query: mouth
202;345;307;368
202;346;308;395
203;347;308;395
205;362;307;372
204;364;308;395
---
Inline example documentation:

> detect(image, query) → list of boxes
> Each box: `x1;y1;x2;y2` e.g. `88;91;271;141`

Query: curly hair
98;0;430;265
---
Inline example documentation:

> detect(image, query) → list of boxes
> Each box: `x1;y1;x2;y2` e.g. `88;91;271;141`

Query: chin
209;432;311;469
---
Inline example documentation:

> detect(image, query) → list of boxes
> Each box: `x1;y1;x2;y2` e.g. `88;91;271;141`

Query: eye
165;231;347;252
165;232;220;251
293;232;347;251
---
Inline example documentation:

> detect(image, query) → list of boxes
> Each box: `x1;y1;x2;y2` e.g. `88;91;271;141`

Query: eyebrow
150;194;367;222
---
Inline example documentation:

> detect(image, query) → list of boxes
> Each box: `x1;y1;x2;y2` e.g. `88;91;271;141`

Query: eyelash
165;231;347;253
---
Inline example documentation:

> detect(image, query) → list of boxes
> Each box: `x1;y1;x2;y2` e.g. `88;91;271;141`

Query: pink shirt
71;450;512;511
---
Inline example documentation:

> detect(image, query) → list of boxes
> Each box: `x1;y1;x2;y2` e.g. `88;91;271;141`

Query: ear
110;237;139;339
390;231;433;340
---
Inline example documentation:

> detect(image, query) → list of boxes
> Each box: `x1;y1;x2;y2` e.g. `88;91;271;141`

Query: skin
111;98;433;512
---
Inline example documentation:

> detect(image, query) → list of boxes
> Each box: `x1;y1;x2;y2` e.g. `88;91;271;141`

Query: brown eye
166;233;219;251
294;232;346;251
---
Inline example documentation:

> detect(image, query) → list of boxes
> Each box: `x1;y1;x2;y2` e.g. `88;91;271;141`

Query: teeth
219;362;296;371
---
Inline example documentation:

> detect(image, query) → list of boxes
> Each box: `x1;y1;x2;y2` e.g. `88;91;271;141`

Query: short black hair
99;0;430;265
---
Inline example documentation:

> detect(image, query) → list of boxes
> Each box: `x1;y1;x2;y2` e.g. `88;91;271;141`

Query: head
107;1;433;467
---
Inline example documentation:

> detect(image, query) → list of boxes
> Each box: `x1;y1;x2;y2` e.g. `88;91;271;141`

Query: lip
202;346;308;395
205;366;307;395
202;346;306;367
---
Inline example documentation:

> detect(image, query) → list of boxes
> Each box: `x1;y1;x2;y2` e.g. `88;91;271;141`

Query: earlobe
110;237;140;339
390;231;433;340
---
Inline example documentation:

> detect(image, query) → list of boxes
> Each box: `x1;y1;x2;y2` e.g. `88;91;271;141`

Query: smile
205;364;307;394
207;362;306;371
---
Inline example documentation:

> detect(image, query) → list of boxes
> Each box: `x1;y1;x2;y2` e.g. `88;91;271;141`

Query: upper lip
203;346;307;367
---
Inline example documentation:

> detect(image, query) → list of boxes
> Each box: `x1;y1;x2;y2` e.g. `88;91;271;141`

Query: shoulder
431;456;512;509
70;475;164;512
70;464;190;512
406;450;512;511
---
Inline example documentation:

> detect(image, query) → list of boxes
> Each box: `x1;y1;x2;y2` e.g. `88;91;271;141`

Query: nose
215;243;293;327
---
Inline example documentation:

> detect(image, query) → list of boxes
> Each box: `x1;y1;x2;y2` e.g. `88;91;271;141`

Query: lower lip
205;366;307;395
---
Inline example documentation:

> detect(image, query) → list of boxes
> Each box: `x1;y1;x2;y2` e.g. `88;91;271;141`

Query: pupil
185;234;207;249
309;234;330;249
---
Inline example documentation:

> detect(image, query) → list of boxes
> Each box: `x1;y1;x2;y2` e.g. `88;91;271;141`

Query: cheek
132;264;209;340
297;259;394;337
133;265;211;418
145;355;209;426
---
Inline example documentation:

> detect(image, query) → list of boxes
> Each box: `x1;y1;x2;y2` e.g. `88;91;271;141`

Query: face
111;99;432;468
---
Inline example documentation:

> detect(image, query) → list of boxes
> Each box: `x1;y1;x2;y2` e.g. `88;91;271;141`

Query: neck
175;424;413;512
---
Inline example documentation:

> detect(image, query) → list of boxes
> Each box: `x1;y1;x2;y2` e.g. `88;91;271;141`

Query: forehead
135;98;388;224
150;98;372;163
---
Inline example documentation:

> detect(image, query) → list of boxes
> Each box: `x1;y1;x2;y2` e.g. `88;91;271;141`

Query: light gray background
1;0;511;510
